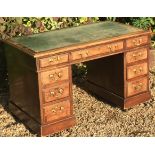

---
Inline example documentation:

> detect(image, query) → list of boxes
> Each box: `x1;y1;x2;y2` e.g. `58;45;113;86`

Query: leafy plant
131;17;155;30
106;17;117;21
0;17;99;39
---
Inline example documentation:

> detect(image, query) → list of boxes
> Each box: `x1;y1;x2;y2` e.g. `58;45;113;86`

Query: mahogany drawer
127;76;148;97
126;48;148;64
126;35;149;48
71;41;123;61
39;53;69;68
40;67;69;86
43;99;71;123
42;82;70;103
127;62;148;79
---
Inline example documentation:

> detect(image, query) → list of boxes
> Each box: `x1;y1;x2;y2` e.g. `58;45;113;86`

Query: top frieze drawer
39;53;69;68
126;35;149;48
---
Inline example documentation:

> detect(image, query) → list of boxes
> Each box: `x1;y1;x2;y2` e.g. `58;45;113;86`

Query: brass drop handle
114;44;118;49
49;56;61;62
58;88;64;94
57;56;61;61
79;50;89;57
60;106;64;111
133;38;142;46
132;53;136;57
49;74;54;78
133;83;143;90
57;72;62;78
51;109;56;113
138;52;142;56
49;58;54;62
133;67;143;74
133;68;137;73
107;45;112;51
139;67;143;72
49;72;62;80
50;91;55;96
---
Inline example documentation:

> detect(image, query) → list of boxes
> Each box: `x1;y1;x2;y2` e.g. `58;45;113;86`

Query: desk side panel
4;44;41;123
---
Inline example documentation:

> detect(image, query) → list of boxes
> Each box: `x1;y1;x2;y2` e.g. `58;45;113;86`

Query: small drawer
126;48;148;64
43;99;71;123
40;67;69;86
39;53;69;68
71;41;123;61
126;35;149;48
127;77;148;97
127;62;148;79
43;82;70;103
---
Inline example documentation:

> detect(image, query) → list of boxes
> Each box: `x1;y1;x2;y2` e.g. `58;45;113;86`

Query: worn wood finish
127;76;148;97
127;62;148;79
2;21;151;136
39;53;69;68
40;66;69;86
126;47;148;64
71;41;123;61
42;82;70;103
43;99;71;124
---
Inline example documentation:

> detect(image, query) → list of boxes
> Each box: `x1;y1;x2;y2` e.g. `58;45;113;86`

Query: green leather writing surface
11;21;143;52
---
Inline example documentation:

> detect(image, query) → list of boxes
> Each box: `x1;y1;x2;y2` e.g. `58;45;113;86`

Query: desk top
10;21;144;53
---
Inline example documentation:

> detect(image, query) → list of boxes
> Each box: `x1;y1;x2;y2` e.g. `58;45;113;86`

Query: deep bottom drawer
127;76;148;97
43;99;71;123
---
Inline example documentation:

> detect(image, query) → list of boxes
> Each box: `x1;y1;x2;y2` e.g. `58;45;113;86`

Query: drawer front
127;62;148;79
127;77;148;97
126;48;148;64
71;41;123;61
126;35;149;48
43;82;70;103
39;53;69;68
43;99;71;123
40;67;69;86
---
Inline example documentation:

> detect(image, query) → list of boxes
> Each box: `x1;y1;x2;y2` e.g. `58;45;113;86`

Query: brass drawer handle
107;44;118;52
60;106;64;111
49;56;61;62
79;50;89;58
133;67;143;74
138;52;142;56
58;72;62;78
58;88;64;94
50;88;64;97
132;38;142;46
132;52;143;61
50;91;55;96
49;72;63;81
49;74;54;78
139;67;143;72
51;109;56;113
133;83;143;91
51;106;65;113
107;45;113;51
132;53;136;57
115;44;118;49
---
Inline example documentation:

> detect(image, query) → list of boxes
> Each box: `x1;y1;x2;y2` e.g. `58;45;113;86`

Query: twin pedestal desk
3;21;151;136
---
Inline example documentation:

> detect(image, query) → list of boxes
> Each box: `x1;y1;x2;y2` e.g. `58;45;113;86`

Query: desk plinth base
9;102;76;136
85;81;151;109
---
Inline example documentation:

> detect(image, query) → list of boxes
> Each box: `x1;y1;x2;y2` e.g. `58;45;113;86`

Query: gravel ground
1;69;155;137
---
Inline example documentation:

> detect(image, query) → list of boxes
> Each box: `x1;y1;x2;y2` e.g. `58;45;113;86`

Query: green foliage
131;17;155;30
0;17;99;39
106;17;117;21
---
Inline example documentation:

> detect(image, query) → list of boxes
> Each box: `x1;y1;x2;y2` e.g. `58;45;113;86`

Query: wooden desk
2;21;151;136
